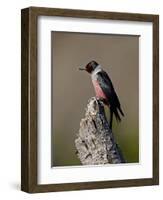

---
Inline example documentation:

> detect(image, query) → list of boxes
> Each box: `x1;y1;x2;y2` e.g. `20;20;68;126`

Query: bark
75;97;125;165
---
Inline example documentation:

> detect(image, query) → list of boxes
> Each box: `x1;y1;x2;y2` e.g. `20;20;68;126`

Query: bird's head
79;60;99;74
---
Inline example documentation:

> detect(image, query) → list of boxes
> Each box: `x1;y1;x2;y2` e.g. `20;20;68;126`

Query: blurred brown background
52;31;139;166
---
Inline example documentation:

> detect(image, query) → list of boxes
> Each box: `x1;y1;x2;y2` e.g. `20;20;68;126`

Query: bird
79;60;124;130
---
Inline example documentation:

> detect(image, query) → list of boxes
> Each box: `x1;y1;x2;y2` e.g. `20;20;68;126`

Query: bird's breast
92;79;107;100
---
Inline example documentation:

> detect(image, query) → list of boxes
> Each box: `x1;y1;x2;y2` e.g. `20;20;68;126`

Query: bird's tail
113;106;124;122
118;106;124;117
113;108;121;122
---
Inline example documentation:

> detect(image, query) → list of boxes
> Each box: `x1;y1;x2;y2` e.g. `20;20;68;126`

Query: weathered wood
75;97;125;165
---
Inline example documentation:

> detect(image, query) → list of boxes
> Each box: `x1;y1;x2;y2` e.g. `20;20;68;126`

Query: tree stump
75;97;125;165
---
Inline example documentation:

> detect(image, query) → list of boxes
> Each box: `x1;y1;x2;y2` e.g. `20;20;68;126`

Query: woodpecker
79;60;124;130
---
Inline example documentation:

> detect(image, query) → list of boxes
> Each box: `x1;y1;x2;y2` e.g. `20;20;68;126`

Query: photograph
51;31;139;167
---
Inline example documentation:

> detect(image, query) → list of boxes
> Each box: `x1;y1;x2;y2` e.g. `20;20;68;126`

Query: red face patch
85;63;93;73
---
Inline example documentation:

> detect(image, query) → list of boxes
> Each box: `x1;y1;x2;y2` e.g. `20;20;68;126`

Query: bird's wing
97;71;120;107
97;70;124;121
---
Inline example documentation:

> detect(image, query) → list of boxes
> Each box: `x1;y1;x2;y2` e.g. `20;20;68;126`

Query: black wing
97;71;124;121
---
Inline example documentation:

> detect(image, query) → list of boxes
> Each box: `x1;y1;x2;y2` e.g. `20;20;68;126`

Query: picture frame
21;7;159;193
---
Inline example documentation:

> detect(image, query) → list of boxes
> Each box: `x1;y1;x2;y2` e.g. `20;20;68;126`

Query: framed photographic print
21;7;159;193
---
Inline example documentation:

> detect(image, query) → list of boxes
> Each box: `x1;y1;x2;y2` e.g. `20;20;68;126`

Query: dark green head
79;60;99;73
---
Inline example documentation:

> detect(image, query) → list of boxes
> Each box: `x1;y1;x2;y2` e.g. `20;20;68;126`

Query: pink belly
92;80;107;99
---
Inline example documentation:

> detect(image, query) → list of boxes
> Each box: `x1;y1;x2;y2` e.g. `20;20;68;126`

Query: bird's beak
79;67;85;71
